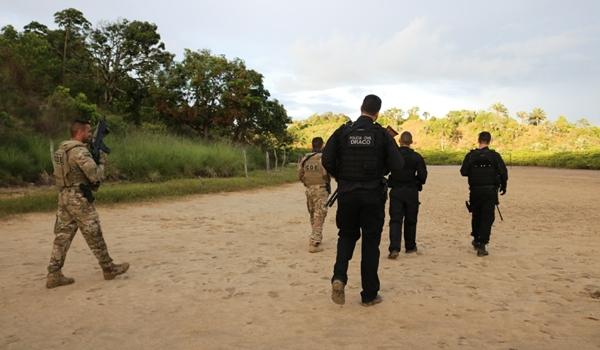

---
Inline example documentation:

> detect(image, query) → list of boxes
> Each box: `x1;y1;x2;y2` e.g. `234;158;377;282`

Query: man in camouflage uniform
298;137;331;253
47;119;129;289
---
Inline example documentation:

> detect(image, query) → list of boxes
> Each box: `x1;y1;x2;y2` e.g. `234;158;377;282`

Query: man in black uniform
460;132;508;257
387;131;427;259
322;94;404;306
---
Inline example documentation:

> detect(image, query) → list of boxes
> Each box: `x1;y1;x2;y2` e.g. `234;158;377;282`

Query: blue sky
1;0;599;123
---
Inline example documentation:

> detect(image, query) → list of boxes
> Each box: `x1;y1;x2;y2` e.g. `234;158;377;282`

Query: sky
1;0;599;123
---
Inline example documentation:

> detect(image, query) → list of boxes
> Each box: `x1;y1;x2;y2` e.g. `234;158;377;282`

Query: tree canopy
0;9;291;146
290;105;600;152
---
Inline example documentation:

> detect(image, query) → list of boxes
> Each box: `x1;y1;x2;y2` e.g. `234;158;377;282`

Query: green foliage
0;129;274;186
287;112;349;148
106;131;265;181
290;108;599;153
36;86;98;135
288;108;600;170
528;107;547;126
507;150;600;169
0;168;297;218
155;49;290;144
0;132;53;185
0;9;290;147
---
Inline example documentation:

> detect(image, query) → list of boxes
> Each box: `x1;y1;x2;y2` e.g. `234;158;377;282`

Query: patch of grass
420;149;600;169
506;150;600;169
0;130;271;186
106;132;265;181
420;149;465;165
0;168;297;218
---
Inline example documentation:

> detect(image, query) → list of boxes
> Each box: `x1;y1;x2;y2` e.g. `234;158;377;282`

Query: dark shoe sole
361;295;383;307
388;251;399;259
46;278;75;289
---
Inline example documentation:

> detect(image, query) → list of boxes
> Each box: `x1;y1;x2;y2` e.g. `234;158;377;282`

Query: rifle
496;204;504;221
325;189;338;208
90;117;111;165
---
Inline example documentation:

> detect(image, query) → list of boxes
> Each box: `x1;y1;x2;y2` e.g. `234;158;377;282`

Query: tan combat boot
46;271;75;289
102;262;130;280
308;242;324;253
331;280;345;305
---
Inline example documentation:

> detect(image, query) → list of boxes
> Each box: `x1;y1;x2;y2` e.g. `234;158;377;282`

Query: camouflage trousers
305;185;329;245
47;188;113;273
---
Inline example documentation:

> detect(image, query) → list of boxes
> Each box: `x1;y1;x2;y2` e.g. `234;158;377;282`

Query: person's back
460;131;508;256
322;94;404;306
298;137;330;253
387;132;427;258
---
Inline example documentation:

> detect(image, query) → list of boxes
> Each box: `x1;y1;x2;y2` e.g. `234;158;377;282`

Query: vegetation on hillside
289;106;600;169
0;8;293;185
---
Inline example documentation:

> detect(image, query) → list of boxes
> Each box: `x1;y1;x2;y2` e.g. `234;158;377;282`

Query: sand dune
1;166;599;349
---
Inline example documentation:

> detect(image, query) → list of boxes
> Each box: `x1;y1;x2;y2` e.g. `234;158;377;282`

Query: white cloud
267;17;599;122
276;17;594;93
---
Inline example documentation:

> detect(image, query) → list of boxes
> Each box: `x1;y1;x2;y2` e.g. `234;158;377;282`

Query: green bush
419;149;600;169
420;149;465;165
0;132;53;185
0;168;297;218
0;130;270;185
106;132;265;181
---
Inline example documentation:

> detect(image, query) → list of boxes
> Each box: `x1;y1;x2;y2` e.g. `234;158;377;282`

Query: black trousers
470;188;497;245
332;188;385;303
388;186;420;252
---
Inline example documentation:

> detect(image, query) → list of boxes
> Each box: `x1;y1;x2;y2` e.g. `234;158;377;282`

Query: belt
391;183;417;188
306;184;328;188
59;184;85;190
470;185;497;190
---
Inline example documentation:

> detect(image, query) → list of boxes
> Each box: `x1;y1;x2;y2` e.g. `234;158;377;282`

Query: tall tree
407;106;420;120
516;111;528;124
490;102;509;118
88;19;170;105
53;8;90;82
177;49;231;137
528;107;547;126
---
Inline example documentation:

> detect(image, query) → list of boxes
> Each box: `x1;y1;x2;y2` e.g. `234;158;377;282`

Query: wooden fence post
265;151;270;172
243;149;248;178
282;149;287;168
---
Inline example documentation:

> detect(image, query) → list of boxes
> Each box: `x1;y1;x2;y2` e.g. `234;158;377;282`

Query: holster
79;184;96;203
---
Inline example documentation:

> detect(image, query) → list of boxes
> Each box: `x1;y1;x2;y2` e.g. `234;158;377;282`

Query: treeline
290;104;600;152
0;8;290;146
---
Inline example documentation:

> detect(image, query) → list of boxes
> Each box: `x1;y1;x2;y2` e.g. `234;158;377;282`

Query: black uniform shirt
389;146;427;188
460;147;508;189
322;115;404;193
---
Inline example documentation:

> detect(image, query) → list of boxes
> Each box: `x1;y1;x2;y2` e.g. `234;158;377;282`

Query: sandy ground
0;166;599;350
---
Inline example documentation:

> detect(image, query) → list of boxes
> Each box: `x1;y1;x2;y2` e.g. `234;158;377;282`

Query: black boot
476;244;488;257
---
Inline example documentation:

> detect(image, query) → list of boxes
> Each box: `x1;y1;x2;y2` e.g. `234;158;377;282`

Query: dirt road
1;166;599;349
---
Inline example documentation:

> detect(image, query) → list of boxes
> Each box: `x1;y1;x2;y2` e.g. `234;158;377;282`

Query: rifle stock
325;189;338;208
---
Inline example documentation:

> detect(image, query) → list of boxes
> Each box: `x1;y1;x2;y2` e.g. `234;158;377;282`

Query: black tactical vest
337;122;385;182
468;149;499;187
390;147;418;186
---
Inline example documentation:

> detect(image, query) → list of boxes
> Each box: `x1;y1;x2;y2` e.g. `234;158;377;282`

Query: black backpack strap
301;152;318;167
